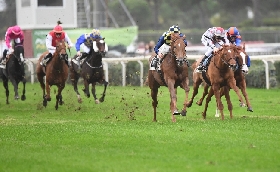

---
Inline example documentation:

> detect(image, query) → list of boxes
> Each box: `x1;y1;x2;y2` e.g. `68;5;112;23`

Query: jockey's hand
158;53;163;59
68;45;72;49
8;47;14;53
77;51;81;57
213;47;219;53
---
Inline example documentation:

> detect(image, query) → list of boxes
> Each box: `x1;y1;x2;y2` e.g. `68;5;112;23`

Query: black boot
41;53;52;66
0;50;8;65
77;53;88;71
196;55;208;72
151;55;159;69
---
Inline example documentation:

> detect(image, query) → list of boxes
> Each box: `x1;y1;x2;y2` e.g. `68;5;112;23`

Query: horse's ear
103;37;105;40
242;43;246;51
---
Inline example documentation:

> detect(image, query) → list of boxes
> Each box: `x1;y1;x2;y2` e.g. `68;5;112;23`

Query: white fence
26;54;280;89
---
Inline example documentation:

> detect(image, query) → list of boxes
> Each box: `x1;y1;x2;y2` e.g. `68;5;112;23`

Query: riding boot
196;55;208;72
150;55;159;70
77;53;88;71
0;50;8;65
40;53;52;67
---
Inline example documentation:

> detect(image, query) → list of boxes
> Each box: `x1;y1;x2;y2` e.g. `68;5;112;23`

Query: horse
69;38;108;104
36;39;69;110
148;33;189;122
186;44;245;120
195;43;253;117
0;43;26;104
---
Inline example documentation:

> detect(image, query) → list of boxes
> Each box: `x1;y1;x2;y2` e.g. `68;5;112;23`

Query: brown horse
148;33;189;122
36;39;69;110
186;44;245;120
196;43;253;116
69;38;108;104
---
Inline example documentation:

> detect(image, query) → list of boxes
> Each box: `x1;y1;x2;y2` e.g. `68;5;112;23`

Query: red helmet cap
12;26;22;35
53;25;63;33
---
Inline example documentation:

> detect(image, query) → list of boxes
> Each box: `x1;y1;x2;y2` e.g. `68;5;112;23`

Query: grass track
0;82;280;172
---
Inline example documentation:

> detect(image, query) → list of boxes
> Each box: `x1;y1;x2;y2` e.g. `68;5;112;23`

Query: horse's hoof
14;96;19;100
55;106;58;110
43;101;47;107
247;107;253;112
59;101;64;105
78;98;82;103
240;102;246;107
186;102;192;108
181;110;187;116
21;95;26;101
46;97;51;101
173;110;181;115
99;97;104;102
196;101;202;106
95;99;100;104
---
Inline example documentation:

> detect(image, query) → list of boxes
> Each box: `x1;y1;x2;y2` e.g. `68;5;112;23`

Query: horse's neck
51;53;64;68
89;53;102;66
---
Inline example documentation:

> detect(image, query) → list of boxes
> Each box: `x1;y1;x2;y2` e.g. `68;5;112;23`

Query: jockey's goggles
216;36;223;40
55;33;62;36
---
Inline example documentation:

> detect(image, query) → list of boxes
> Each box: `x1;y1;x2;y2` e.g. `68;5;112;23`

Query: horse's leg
167;79;179;122
99;80;108;103
45;81;51;101
186;79;203;107
227;79;244;109
202;87;214;119
37;75;47;107
150;87;159;122
55;85;65;110
70;70;82;103
239;80;253;112
181;79;190;116
223;86;233;119
91;83;99;104
9;77;19;100
196;84;209;106
21;77;26;101
3;77;9;104
83;80;90;98
212;84;224;120
215;107;220;118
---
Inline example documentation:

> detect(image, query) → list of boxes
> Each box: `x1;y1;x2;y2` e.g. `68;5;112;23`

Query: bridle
170;38;188;66
56;42;68;61
214;46;236;71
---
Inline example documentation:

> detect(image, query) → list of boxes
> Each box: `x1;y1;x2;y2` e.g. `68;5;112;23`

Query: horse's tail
144;75;149;86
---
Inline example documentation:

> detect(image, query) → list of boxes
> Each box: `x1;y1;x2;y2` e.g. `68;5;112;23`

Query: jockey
226;27;250;67
195;27;230;72
40;21;73;66
75;28;103;69
150;25;188;70
0;25;24;67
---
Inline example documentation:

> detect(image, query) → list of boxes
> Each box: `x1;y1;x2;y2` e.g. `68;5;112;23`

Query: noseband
170;38;188;66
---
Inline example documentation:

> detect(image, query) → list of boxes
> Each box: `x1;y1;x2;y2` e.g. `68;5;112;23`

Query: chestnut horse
36;40;69;110
148;33;189;122
0;43;26;104
186;44;245;120
194;43;253;117
70;38;108;104
196;44;253;117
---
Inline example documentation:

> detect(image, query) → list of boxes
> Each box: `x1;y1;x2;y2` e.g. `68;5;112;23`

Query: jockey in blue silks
75;29;103;69
226;27;251;68
150;25;188;70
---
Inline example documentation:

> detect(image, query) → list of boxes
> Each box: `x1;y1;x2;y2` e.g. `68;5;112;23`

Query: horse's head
55;40;68;61
170;33;187;66
13;43;25;65
235;43;249;74
218;44;237;70
92;38;108;57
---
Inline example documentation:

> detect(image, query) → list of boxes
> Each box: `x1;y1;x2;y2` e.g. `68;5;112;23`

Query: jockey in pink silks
0;25;24;66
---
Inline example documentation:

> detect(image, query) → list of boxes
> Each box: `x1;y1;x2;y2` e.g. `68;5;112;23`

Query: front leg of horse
71;78;82;103
239;84;253;112
150;88;159;122
202;88;214;119
55;86;65;110
181;83;190;117
228;80;244;108
21;78;26;101
91;83;99;104
83;80;90;98
10;79;19;100
99;81;108;103
212;85;224;120
223;87;233;119
167;81;179;122
196;84;209;106
3;79;9;104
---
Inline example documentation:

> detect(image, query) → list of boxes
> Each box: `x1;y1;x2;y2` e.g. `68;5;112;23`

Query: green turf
0;82;279;172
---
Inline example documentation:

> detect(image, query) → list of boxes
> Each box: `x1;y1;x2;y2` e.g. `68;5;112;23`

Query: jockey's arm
65;33;74;48
154;36;164;54
75;34;86;52
5;33;12;49
235;38;242;46
46;34;56;50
